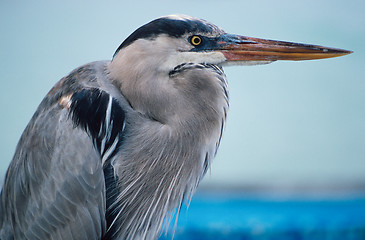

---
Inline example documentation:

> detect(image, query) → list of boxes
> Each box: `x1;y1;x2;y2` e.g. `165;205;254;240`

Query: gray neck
106;47;228;240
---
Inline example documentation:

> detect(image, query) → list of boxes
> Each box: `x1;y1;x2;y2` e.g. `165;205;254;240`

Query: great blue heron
0;15;351;240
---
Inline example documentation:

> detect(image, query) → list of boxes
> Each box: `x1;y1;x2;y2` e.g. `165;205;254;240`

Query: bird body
0;59;227;239
0;15;350;240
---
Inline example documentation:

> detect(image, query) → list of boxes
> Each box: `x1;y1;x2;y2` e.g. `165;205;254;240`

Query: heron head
112;14;351;71
108;15;351;124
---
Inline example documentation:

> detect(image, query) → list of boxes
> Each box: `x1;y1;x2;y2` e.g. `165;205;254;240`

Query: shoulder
65;88;126;163
42;61;132;163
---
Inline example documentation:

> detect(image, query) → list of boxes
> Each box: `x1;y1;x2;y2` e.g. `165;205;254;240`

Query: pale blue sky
0;0;364;191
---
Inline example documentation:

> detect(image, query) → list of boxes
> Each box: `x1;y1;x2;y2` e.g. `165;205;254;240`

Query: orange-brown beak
215;34;352;62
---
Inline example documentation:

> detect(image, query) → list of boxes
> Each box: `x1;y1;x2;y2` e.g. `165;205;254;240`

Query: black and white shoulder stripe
67;88;126;163
60;88;126;236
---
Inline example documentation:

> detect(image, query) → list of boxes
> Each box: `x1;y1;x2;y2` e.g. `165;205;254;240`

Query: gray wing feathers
1;101;106;239
0;61;128;239
0;106;105;239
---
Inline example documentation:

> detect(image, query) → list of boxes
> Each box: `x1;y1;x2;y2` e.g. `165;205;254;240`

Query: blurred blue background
0;0;364;239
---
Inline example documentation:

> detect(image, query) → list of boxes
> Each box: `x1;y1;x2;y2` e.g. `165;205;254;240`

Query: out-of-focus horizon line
196;182;365;199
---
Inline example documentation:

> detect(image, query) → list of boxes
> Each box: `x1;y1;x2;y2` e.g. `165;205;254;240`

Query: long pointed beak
219;34;352;62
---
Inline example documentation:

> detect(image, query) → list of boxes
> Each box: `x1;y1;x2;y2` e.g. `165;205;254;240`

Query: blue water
160;192;365;240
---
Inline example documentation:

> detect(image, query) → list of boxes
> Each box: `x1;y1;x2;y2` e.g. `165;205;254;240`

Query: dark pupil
193;37;200;44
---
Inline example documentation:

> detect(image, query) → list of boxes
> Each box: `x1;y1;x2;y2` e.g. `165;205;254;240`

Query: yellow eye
190;35;202;46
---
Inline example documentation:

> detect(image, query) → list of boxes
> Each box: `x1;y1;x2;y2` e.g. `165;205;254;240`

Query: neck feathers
107;45;229;240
